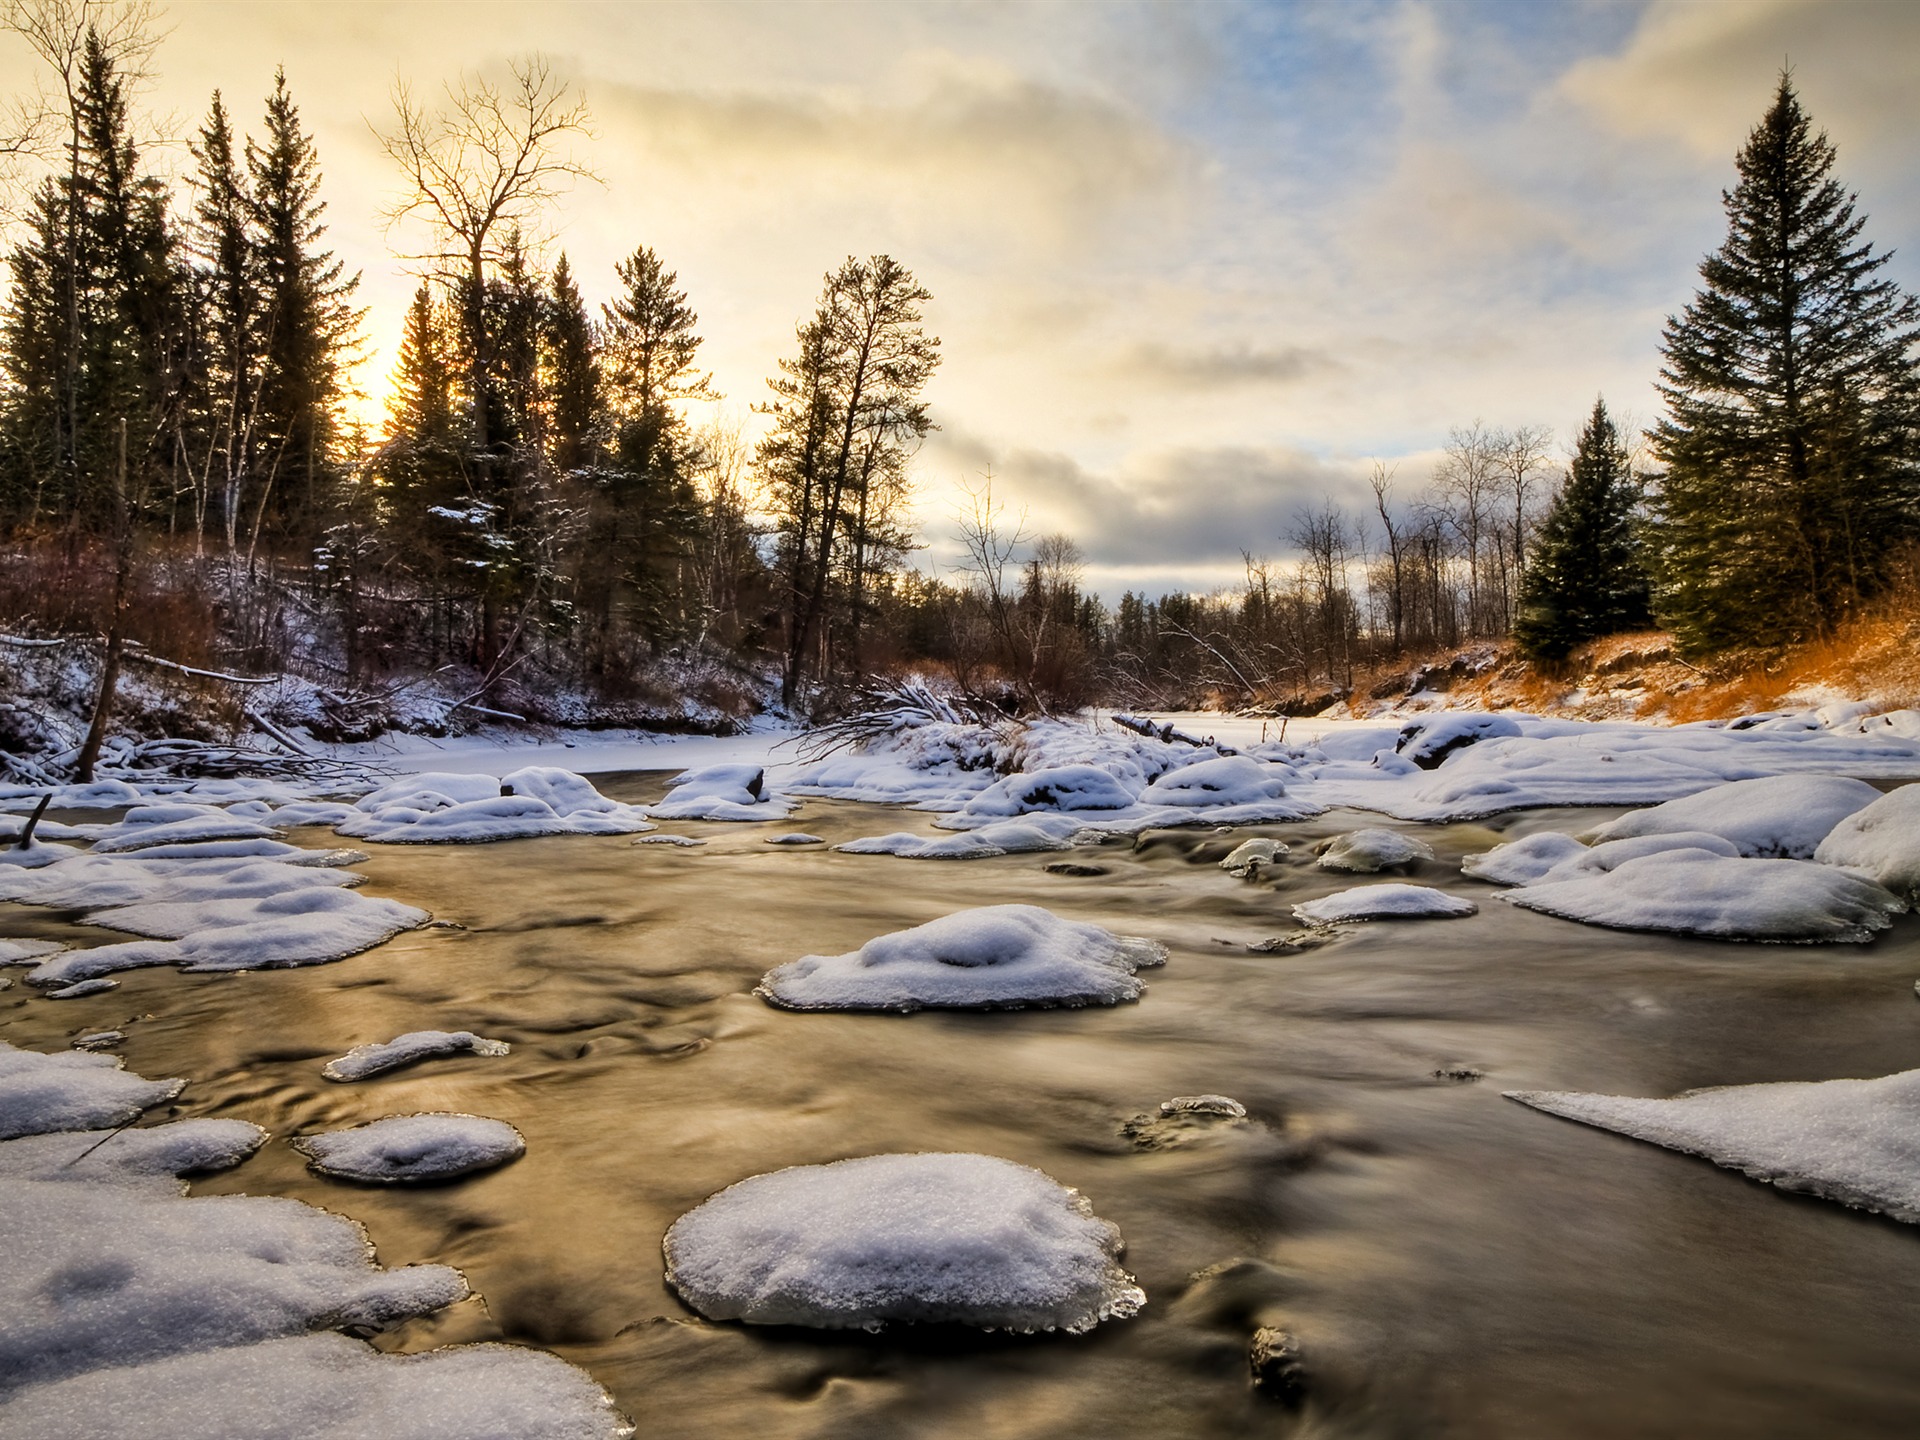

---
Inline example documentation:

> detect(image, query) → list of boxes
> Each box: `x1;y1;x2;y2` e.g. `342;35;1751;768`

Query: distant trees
1513;398;1649;661
1650;75;1920;653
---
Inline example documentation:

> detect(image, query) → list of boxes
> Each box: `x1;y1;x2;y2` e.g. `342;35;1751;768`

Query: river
5;773;1919;1438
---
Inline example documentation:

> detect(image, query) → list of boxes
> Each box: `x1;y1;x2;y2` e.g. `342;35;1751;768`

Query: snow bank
1508;1067;1920;1224
1583;774;1881;858
322;1031;511;1082
294;1113;526;1184
1460;830;1590;885
663;1152;1145;1333
1814;784;1920;901
88;804;280;854
758;904;1167;1012
0;1041;185;1139
1505;849;1904;942
0;1332;630;1440
1315;828;1434;872
837;816;1080;860
1292;884;1478;925
1395;713;1522;768
338;768;653;843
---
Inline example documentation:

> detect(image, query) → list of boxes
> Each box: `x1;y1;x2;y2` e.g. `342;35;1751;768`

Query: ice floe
663;1152;1145;1332
1813;784;1920;901
757;903;1167;1011
0;1041;185;1139
1508;1067;1920;1224
338;768;654;843
1315;827;1434;872
322;1031;511;1082
1293;883;1478;925
1582;774;1882;858
1504;849;1904;943
294;1113;526;1183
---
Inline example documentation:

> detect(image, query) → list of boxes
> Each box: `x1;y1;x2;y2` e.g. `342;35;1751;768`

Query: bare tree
1434;420;1501;635
1493;422;1554;597
954;468;1034;707
1368;460;1407;653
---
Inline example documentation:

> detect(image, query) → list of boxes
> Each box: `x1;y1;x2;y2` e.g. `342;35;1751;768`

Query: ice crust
294;1113;526;1183
663;1152;1145;1332
1508;1067;1920;1224
1315;827;1435;872
339;767;654;843
0;1041;185;1139
1292;883;1478;925
757;904;1168;1011
1504;849;1905;942
1813;784;1920;901
1583;774;1882;858
322;1031;512;1082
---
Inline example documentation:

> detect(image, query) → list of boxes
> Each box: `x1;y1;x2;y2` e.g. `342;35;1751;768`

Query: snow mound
1507;1067;1920;1224
0;1172;468;1392
0;852;358;910
758;904;1167;1012
663;1152;1145;1332
1814;784;1920;901
1584;774;1882;858
1292;883;1478;925
294;1113;526;1184
1220;838;1287;875
339;768;654;843
648;763;796;822
88;804;280;854
0;840;75;868
837;816;1079;860
1315;828;1435;872
765;832;825;846
0;1042;185;1139
634;833;705;846
0;1119;266;1191
322;1031;511;1082
1460;830;1590;885
1395;713;1523;768
952;764;1141;819
1505;849;1905;942
0;1332;630;1440
1138;755;1290;807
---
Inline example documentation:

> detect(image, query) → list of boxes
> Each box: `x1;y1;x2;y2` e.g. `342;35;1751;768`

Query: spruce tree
1513;399;1650;661
543;253;598;473
188;91;260;549
1650;75;1920;652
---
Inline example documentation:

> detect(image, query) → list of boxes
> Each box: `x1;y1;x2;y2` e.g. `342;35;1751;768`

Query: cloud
1123;341;1336;388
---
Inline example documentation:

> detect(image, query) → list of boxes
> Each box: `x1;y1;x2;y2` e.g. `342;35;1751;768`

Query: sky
3;0;1917;597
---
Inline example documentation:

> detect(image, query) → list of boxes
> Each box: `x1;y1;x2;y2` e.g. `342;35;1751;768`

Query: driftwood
1110;712;1237;756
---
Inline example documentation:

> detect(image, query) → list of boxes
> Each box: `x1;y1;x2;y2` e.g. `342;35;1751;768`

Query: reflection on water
5;776;1920;1438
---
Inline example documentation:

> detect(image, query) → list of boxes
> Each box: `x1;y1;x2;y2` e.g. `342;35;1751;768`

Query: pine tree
1513;399;1650;661
543;253;597;473
247;68;361;546
1649;75;1920;652
187;90;260;549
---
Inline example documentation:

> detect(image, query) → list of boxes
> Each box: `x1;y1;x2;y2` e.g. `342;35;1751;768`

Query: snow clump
0;1041;185;1139
1315;828;1435;872
648;763;796;822
338;768;654;843
294;1113;526;1184
1504;849;1904;943
321;1031;511;1082
1813;783;1920;901
1292;884;1478;925
1508;1067;1920;1224
1583;774;1881;858
757;903;1167;1012
663;1152;1145;1333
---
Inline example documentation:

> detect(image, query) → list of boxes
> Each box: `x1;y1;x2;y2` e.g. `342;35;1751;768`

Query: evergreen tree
543;253;597;473
187;90;259;548
247;68;361;545
1650;75;1920;652
1513;398;1650;661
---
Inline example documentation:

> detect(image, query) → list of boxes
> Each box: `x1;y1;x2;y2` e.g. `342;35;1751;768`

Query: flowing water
5;776;1920;1438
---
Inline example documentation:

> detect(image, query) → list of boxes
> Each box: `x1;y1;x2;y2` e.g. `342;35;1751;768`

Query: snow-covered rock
1315;828;1434;872
663;1152;1145;1332
757;904;1167;1012
1220;837;1287;876
1460;830;1589;885
0;1042;185;1140
1504;849;1904;943
339;768;654;843
293;1113;526;1184
764;832;824;846
1508;1067;1920;1224
1138;755;1290;807
1583;774;1882;859
1292;884;1478;925
836;816;1079;860
321;1031;511;1083
954;764;1142;820
1395;712;1522;768
1813;784;1920;901
647;763;796;822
